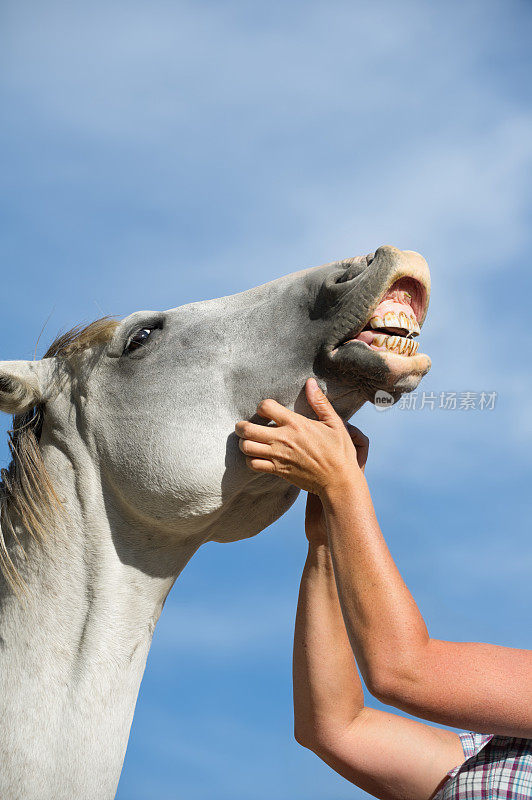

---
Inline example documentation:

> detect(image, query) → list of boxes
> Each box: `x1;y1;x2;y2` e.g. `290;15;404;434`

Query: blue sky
1;1;531;798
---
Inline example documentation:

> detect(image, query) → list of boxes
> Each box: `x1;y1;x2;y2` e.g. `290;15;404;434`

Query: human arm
236;378;532;737
322;472;532;736
293;493;464;800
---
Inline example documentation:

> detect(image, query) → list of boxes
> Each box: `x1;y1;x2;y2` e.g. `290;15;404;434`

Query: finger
235;420;279;443
238;438;272;458
305;378;338;424
245;456;276;474
345;423;369;469
256;398;294;425
345;423;370;450
305;492;323;520
305;493;328;545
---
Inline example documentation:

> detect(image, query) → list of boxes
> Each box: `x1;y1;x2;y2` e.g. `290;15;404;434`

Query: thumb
305;378;338;424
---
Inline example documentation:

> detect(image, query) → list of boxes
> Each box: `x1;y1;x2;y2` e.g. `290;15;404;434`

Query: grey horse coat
0;245;430;800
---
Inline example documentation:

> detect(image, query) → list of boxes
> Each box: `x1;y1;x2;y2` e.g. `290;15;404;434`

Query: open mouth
337;277;427;359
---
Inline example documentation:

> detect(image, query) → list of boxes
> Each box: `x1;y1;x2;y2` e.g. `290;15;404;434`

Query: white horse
0;246;430;799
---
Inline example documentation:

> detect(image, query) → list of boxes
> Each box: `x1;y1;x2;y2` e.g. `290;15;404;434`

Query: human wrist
306;536;330;554
319;467;366;508
306;539;334;570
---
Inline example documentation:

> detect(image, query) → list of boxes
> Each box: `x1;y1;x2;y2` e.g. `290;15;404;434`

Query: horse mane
0;317;119;592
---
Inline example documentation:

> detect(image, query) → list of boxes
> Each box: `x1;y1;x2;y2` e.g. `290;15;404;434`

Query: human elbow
294;723;319;752
365;671;400;704
294;723;337;757
364;660;418;706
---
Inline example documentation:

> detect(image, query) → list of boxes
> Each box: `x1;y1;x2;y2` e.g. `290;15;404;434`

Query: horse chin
321;340;431;409
375;349;432;392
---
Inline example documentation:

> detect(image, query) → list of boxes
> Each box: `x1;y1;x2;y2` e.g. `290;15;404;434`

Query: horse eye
125;327;154;353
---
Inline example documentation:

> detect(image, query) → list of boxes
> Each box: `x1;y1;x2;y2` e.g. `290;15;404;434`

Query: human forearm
294;528;467;799
322;475;532;736
293;541;364;748
322;473;430;697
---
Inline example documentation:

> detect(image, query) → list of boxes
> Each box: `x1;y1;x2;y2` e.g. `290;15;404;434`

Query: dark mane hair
0;317;119;592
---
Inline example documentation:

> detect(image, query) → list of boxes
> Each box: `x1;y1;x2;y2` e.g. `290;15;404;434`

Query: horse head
0;245;430;559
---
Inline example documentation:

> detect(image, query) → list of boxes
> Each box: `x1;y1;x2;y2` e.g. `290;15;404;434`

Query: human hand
235;378;369;497
345;422;370;474
305;420;369;545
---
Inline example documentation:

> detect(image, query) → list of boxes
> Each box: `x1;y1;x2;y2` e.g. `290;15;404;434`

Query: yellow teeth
399;311;410;329
384;312;400;328
372;335;419;356
369;312;420;334
385;335;402;352
372;334;387;347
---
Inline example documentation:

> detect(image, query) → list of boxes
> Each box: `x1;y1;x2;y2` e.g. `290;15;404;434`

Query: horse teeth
372;333;420;356
369;309;419;334
372;334;387;346
384;312;400;328
385;335;399;351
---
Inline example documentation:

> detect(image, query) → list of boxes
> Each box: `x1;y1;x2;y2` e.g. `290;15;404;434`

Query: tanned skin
235;379;532;800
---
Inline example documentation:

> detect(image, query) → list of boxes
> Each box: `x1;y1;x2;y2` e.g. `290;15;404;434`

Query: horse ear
0;359;58;415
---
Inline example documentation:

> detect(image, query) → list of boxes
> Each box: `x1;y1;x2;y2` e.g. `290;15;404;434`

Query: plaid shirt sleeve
458;731;493;760
434;734;532;800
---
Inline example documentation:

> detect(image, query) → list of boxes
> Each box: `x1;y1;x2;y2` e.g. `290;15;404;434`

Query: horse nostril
335;271;353;285
331;253;375;287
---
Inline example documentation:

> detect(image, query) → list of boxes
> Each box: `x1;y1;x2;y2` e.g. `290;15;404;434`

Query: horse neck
0;443;198;800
